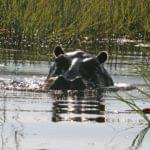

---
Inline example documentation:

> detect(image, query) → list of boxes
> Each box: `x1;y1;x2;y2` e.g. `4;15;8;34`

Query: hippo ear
54;46;64;57
97;51;108;64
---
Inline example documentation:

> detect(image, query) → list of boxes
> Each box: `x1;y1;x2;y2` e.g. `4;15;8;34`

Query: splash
0;76;46;92
0;75;136;93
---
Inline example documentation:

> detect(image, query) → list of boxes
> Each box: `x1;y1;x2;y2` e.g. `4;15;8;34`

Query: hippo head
44;46;113;90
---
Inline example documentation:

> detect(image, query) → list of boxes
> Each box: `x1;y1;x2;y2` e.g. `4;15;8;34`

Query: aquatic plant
136;66;150;84
129;126;150;150
117;65;150;125
0;0;150;51
117;93;150;125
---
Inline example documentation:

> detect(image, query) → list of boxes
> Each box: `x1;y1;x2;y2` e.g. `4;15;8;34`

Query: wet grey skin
44;46;114;90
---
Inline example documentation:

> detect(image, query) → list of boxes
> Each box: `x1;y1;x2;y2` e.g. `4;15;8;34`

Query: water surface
0;44;150;150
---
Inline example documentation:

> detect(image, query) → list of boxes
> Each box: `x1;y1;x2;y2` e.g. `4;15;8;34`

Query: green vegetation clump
0;0;150;50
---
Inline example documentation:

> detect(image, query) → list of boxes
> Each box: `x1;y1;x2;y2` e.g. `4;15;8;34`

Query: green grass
136;66;150;84
129;126;150;149
0;1;149;125
117;65;150;125
117;93;150;125
0;0;150;51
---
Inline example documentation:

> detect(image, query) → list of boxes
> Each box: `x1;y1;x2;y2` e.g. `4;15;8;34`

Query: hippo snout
46;76;86;90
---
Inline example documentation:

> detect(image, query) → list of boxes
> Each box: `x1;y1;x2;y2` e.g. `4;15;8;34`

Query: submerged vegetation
0;0;150;52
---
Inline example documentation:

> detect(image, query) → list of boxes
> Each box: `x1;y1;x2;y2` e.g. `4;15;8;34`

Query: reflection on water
51;90;105;123
0;40;150;64
0;41;150;149
0;89;150;150
0;92;23;150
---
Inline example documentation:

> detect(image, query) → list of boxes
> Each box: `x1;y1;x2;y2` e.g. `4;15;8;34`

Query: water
0;44;150;150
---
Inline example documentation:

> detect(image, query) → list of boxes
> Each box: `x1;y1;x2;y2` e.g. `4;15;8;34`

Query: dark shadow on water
50;89;105;123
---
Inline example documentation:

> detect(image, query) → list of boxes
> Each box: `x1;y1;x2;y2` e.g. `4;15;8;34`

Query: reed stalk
0;0;150;50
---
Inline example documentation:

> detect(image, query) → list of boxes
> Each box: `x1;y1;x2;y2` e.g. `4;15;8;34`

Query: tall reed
0;0;150;50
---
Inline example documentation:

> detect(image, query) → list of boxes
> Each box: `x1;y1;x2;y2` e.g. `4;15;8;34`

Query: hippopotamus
44;46;113;90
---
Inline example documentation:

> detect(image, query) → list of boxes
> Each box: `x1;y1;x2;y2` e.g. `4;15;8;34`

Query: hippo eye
56;55;70;70
79;58;99;79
